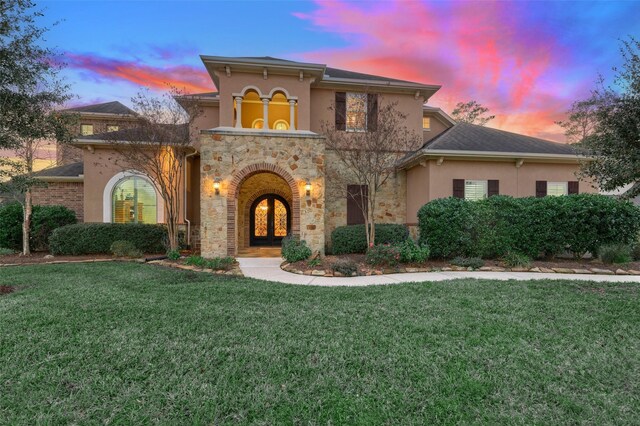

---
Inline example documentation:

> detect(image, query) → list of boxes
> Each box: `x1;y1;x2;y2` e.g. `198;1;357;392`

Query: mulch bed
0;253;116;265
149;259;244;277
283;254;640;277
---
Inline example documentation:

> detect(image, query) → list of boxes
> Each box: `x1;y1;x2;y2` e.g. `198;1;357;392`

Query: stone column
289;100;296;131
262;98;269;130
234;96;243;128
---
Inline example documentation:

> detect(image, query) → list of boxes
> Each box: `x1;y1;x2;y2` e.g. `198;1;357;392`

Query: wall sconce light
213;178;221;195
305;179;312;196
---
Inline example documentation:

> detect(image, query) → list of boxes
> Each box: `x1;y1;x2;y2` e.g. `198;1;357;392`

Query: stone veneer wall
323;149;407;252
200;130;325;257
31;182;84;222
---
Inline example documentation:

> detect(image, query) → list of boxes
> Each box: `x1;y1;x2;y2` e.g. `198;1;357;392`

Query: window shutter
367;93;378;132
568;181;579;194
347;185;368;225
335;92;346;131
453;179;465;199
488;180;499;197
536;181;547;197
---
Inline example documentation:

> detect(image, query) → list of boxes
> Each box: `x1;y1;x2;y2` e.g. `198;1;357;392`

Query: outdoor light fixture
213;178;221;195
305;179;312;196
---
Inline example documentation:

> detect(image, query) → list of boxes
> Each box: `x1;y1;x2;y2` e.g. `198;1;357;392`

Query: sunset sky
31;0;640;143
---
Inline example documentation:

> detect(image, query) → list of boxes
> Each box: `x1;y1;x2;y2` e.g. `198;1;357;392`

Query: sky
17;0;640;146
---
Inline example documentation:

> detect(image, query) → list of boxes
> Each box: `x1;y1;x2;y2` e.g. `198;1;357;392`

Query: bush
599;244;633;264
0;203;76;251
418;194;640;259
331;258;358;276
632;241;640;261
185;255;235;270
398;238;430;263
331;224;409;254
110;240;142;258
49;223;166;255
502;252;531;268
281;236;312;263
366;244;401;267
0;247;16;256
451;256;484;269
167;249;181;261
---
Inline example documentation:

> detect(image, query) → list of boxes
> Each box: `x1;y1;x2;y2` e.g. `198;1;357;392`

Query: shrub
167;249;181;261
185;255;206;268
418;194;640;259
502;252;532;268
366;244;401;267
398;238;430;263
331;224;409;254
451;256;484;269
49;223;166;255
281;236;312;263
0;247;16;256
331;258;358;276
0;203;76;251
185;255;235;270
599;244;633;264
632;240;640;261
110;240;142;258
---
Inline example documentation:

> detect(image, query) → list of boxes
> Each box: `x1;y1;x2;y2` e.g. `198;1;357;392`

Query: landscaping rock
552;268;574;274
333;271;343;277
511;267;529;272
590;268;614;275
451;266;466;271
311;270;325;276
441;267;453;271
615;269;630;275
539;267;555;273
490;267;506;272
479;267;493;271
44;254;54;259
405;268;419;273
529;267;541;273
572;269;593;274
304;270;312;275
628;270;640;275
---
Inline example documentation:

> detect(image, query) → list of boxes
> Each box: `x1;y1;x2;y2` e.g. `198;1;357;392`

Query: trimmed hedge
49;223;167;255
418;194;640;259
0;203;77;251
331;224;409;254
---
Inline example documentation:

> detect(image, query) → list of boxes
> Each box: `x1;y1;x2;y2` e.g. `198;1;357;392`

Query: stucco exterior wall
31;182;84;221
405;158;598;223
199;131;325;257
217;72;312;130
422;113;451;143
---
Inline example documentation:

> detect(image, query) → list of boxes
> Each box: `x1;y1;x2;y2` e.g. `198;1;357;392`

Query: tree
0;0;75;255
555;97;599;143
321;93;420;247
107;88;202;251
451;100;495;125
575;37;640;198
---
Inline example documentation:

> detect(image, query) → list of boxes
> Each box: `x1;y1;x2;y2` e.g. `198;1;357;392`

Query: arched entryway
249;194;291;246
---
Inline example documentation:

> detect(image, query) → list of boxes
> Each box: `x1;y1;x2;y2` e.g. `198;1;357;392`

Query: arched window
112;176;157;224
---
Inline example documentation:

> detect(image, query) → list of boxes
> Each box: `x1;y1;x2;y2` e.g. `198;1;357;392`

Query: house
32;56;596;257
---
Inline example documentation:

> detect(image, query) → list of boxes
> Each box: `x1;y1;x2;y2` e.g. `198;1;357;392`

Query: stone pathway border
240;258;640;286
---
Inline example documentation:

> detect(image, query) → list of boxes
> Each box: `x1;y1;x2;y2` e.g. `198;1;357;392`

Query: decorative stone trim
148;259;243;276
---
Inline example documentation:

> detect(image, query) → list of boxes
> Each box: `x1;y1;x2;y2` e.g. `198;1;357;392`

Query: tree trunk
22;189;32;256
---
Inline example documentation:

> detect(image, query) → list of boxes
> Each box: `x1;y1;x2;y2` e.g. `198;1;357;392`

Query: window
547;181;568;196
252;118;264;129
81;124;94;136
347;184;368;225
273;119;289;130
112;176;157;224
107;125;119;132
464;180;488;201
422;116;431;130
346;92;367;131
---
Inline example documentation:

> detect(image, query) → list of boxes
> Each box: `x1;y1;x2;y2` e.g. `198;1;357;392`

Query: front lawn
1;263;639;424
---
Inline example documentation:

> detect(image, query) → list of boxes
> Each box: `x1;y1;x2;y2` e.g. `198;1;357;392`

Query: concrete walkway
237;257;640;286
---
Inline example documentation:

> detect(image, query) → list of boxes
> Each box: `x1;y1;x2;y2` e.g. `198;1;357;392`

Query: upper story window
107;125;119;132
81;124;94;136
273;119;289;130
547;182;568;196
422;116;431;130
346;92;367;131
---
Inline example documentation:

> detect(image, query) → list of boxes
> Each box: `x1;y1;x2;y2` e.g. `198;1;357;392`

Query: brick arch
227;163;300;255
242;188;292;249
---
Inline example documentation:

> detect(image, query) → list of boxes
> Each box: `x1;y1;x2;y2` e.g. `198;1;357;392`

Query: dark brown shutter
367;93;378;132
347;185;368;225
488;180;499;197
453;179;465;199
335;92;346;131
536;181;547;197
568;181;579;194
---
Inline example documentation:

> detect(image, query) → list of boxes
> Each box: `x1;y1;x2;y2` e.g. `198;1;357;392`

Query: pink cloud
294;0;576;141
65;53;215;94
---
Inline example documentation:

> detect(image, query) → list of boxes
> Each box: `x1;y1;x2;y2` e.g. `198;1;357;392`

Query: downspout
184;149;199;249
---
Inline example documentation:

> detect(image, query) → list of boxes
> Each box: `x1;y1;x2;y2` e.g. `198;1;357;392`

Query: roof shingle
63;101;136;116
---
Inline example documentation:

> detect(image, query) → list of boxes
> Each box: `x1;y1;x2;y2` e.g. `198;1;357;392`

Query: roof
33;161;83;178
75;123;188;144
63;101;136;116
423;122;578;155
324;67;422;85
423;105;456;125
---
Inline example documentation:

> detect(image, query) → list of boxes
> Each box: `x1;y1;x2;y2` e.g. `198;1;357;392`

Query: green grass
1;263;639;424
